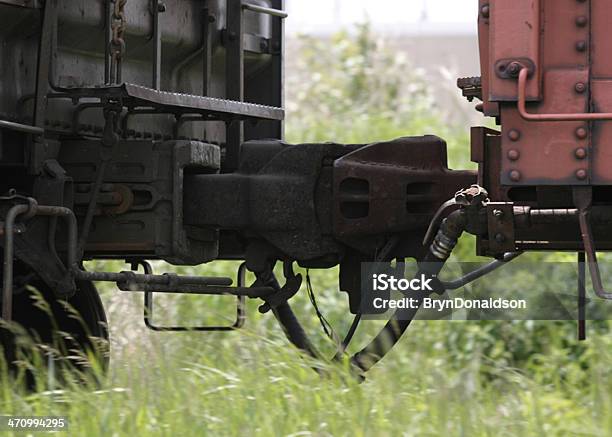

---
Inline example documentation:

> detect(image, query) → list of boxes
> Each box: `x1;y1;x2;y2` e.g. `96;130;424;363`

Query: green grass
2;258;612;436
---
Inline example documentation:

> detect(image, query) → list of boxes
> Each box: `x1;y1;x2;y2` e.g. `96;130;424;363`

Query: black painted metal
143;261;248;332
225;0;245;172
48;84;284;121
0;119;43;135
151;0;162;90
578;252;586;340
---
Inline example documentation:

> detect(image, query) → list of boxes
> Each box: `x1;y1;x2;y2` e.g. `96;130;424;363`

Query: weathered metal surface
58;139;220;264
591;0;612;184
480;0;598;186
0;0;284;163
489;0;541;101
500;69;590;185
478;0;499;117
0;0;40;8
486;202;516;254
591;80;612;184
473;127;612;256
48;84;284;122
333;136;475;239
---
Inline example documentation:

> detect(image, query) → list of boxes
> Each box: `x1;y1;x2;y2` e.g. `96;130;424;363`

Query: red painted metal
480;0;596;185
517;68;612;122
501;68;589;185
489;0;541;101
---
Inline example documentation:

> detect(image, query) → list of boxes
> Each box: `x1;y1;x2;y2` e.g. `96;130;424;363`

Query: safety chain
109;0;128;84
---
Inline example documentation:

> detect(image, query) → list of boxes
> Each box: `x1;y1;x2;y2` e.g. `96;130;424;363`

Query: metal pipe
578;251;586;340
74;270;232;287
3;204;30;321
170;46;204;90
104;0;111;84
518;68;612;121
35;205;78;269
578;209;612;299
0;119;44;136
76;160;109;259
441;252;522;290
242;3;288;18
143;261;250;332
151;0;162;90
1;198;259;324
130;283;270;297
3;202;83;321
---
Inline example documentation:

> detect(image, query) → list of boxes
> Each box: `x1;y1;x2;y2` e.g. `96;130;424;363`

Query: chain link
109;0;127;84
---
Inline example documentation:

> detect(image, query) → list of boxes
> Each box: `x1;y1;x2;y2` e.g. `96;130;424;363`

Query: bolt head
157;2;166;12
576;40;587;52
576;169;588;180
507;62;522;77
508;129;521;141
495;233;506;244
507;149;520;161
493;209;505;218
575;148;588;159
576;16;588;27
575;82;587;93
509;170;521;182
481;4;490;18
575;127;588;139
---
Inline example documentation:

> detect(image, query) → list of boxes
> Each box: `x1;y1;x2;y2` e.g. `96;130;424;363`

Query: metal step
48;84;284;122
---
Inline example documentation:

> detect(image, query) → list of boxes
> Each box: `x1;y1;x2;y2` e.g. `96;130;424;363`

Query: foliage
285;23;471;169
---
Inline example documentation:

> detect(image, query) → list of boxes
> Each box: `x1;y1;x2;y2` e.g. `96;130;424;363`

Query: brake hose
350;209;467;373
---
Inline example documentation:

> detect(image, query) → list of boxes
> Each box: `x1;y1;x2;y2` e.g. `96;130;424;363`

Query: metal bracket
441;252;522;290
2;198;78;321
494;58;535;79
142;261;247;332
574;187;612;299
487;202;516;254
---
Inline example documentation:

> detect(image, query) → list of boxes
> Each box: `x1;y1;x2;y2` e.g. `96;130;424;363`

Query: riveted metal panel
541;0;589;69
590;80;612;184
500;69;590;185
590;1;612;184
478;0;499;117
591;0;612;77
489;0;541;101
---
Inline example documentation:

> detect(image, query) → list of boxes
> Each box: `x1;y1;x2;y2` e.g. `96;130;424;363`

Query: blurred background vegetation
3;23;612;436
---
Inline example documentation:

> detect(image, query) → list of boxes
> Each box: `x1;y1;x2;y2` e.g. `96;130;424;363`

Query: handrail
242;3;288;18
517;68;612;122
0;119;44;136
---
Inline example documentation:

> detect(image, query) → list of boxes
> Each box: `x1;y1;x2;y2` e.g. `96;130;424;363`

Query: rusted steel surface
591;0;612;184
517;68;612;122
501;68;590;185
332;136;475;238
480;0;599;186
478;0;498;116
488;0;541;102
